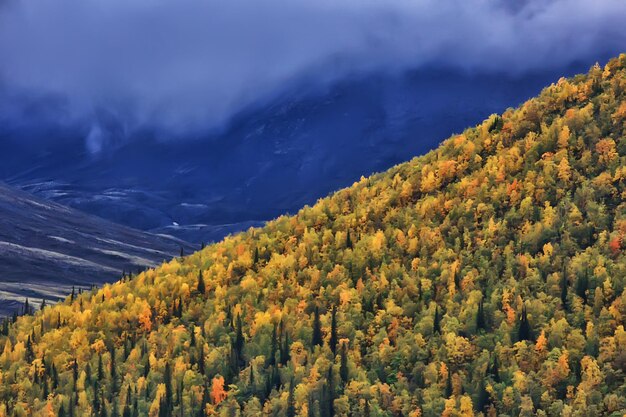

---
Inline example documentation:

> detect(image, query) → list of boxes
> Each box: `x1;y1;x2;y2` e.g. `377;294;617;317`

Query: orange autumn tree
210;376;227;405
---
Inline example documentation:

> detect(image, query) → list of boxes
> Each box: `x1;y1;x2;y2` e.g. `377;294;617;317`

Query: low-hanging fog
1;0;625;148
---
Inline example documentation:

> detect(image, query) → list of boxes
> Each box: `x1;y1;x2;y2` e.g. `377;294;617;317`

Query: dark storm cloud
0;0;625;142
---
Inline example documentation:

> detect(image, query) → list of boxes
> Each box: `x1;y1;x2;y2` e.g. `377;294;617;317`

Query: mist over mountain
1;0;625;141
0;66;603;243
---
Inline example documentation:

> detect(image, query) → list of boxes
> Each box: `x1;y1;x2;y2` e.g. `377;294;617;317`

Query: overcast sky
0;0;625;138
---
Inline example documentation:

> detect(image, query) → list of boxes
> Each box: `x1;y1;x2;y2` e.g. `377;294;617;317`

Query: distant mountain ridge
0;182;193;316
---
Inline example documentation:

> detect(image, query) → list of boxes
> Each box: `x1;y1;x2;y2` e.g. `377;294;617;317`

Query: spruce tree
99;391;107;417
197;270;205;295
476;378;489;413
517;305;532;342
453;266;461;290
92;381;100;415
71;358;78;391
320;385;329;417
179;380;184;417
197;385;209;417
330;306;338;356
490;354;500;383
326;366;335;417
286;378;296;417
280;331;290;365
433;306;441;335
198;345;205;376
174;297;183;318
164;362;172;411
264;371;273;400
190;327;196;347
176;380;183;410
110;347;117;394
111;399;119;417
227;346;238;384
143;354;151;378
312;307;323;348
122;385;132;417
340;342;349;384
234;314;245;368
25;335;34;363
268;323;278;366
272;365;281;391
476;299;486;332
132;392;139;417
560;263;569;310
158;396;168;417
98;354;104;381
123;340;130;361
42;378;49;400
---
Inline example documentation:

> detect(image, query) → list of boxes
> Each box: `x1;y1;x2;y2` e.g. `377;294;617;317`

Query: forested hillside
1;55;626;417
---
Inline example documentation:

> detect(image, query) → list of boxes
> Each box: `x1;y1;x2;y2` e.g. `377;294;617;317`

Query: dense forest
1;54;626;417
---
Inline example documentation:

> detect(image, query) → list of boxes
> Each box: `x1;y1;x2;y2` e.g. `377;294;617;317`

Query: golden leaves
138;302;153;333
595;138;618;166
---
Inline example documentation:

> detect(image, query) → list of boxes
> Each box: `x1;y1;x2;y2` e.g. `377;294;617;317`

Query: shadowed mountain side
0;182;193;316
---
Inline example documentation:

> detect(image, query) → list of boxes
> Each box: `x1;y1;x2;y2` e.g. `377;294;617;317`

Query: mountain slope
0;182;192;316
2;56;626;417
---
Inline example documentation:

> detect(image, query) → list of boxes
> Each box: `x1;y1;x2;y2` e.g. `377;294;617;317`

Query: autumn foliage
210;376;227;405
1;55;626;416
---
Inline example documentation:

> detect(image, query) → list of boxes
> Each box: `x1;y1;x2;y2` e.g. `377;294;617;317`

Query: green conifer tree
286;377;296;417
340;342;349;384
197;270;206;295
312;307;323;348
433;307;441;335
517;305;532;342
